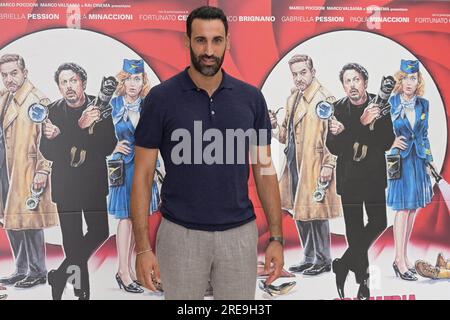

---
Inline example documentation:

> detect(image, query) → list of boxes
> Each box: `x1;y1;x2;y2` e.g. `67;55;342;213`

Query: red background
0;0;448;261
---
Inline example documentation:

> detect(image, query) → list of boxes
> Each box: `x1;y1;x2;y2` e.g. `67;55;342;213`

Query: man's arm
251;144;284;285
131;146;160;292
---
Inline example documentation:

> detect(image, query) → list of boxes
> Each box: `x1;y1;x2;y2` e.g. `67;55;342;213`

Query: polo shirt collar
181;67;234;91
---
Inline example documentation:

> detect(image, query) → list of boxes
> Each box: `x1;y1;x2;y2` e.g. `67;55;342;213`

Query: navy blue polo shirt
135;68;272;231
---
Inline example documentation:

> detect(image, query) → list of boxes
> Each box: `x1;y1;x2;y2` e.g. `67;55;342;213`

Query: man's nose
5;74;13;83
205;41;214;56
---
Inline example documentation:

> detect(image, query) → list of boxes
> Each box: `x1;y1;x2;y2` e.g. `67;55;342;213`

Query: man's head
339;63;369;104
288;54;315;92
54;62;87;107
0;54;28;94
185;6;229;77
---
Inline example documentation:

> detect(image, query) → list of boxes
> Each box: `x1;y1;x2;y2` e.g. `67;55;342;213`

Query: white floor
1;245;449;300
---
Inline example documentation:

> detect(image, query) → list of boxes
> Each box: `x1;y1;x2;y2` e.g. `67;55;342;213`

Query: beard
190;46;225;77
348;89;362;102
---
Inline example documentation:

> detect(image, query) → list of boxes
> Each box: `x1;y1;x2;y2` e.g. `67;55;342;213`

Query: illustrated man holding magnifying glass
269;54;342;277
0;53;58;289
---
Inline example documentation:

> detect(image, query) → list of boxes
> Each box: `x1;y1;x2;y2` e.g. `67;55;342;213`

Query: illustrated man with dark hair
40;62;116;300
326;62;394;299
132;6;284;300
270;54;342;276
0;53;58;289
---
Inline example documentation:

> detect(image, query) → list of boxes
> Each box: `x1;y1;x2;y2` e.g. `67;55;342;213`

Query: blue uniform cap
400;59;419;74
123;59;144;74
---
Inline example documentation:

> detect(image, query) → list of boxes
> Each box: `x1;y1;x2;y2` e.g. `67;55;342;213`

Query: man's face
186;18;229;76
0;61;27;94
342;69;368;103
290;61;315;92
58;69;86;105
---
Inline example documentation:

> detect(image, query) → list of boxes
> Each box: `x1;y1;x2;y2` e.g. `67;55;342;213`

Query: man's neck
350;92;368;106
66;94;86;109
187;66;223;97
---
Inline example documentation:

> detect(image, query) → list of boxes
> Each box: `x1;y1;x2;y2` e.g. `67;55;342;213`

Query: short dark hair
339;63;369;83
186;6;228;38
54;62;87;85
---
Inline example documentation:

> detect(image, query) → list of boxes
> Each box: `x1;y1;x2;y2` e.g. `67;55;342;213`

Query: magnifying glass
28;103;49;124
315;100;334;120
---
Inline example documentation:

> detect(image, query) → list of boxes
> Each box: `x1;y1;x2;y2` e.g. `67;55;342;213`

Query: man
132;6;284;300
40;62;115;299
0;54;58;289
326;63;394;299
270;54;342;276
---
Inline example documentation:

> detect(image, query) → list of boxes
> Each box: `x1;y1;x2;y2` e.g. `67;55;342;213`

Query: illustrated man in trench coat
270;54;342;275
0;54;58;288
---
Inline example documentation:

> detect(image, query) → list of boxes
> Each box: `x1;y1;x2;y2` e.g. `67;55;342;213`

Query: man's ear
226;33;231;51
311;68;316;78
23;68;28;79
364;80;368;89
82;81;87;90
184;34;190;49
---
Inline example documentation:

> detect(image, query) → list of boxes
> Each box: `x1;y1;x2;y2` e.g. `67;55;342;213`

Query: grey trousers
156;218;258;300
296;219;331;265
6;229;47;278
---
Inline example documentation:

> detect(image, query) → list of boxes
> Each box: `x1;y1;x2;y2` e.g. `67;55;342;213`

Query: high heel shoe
115;274;144;293
408;267;417;274
393;262;418;281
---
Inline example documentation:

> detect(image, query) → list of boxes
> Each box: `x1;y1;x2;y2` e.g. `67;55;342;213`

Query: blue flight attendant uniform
107;95;160;218
387;93;433;210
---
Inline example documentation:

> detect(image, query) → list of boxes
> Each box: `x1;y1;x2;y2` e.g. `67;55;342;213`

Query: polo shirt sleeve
253;90;272;146
135;89;165;149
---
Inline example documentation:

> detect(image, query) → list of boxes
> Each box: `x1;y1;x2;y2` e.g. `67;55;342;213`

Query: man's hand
78;105;101;129
268;110;278;129
320;166;333;183
329;117;345;136
43;119;61;140
264;241;284;285
33;172;48;190
136;250;161;292
360;103;380;126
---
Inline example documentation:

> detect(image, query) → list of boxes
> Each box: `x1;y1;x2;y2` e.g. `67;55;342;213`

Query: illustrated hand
32;172;48;190
320;166;333;183
114;140;132;155
360;103;380;126
43;119;61;140
268;110;279;129
78;105;101;129
391;136;407;150
329;117;345;135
